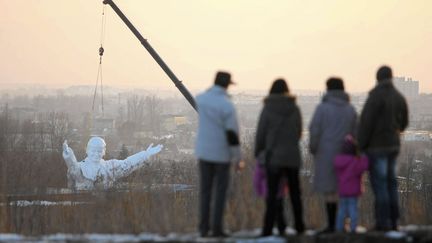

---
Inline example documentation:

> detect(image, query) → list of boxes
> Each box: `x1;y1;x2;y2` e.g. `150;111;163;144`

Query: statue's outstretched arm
62;140;79;171
105;144;163;179
128;143;163;164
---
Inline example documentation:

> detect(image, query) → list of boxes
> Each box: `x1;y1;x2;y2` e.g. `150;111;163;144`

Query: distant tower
393;77;419;98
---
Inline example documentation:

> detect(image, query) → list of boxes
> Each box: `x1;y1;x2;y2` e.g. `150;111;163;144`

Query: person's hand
145;143;163;156
235;160;245;172
230;146;243;172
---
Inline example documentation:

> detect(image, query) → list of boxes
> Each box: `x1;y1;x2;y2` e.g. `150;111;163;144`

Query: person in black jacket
255;79;305;236
358;66;409;231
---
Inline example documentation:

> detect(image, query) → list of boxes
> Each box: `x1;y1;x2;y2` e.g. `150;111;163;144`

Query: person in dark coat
309;77;357;233
255;79;305;236
358;66;409;231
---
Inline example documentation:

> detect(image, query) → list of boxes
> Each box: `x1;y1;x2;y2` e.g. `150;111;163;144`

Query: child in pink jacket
334;135;369;232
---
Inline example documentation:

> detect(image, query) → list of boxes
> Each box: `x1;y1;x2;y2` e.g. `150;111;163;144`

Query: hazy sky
1;0;431;93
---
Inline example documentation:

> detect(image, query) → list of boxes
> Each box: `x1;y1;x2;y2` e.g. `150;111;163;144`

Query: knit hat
342;134;357;155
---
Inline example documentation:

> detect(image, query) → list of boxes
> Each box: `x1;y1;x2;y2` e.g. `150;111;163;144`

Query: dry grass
1;145;432;235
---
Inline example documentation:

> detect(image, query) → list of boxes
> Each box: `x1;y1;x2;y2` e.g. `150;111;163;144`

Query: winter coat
334;154;369;197
255;94;302;169
195;85;240;163
309;90;357;193
358;80;409;154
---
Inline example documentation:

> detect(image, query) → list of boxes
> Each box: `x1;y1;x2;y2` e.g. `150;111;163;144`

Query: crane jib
102;0;197;111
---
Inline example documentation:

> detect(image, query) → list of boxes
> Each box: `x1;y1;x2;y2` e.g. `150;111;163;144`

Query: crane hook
99;46;104;57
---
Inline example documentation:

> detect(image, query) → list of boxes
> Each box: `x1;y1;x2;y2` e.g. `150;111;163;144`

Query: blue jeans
336;197;358;232
368;152;399;229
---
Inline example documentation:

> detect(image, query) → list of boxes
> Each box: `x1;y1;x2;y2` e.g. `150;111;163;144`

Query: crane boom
103;0;197;111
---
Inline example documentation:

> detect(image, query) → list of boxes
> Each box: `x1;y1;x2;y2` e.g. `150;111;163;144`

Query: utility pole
102;0;197;111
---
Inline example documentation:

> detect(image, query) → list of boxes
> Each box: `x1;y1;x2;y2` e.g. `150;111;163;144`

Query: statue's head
86;137;106;162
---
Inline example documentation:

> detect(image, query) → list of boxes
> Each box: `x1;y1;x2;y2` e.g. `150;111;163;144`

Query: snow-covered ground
0;231;288;243
0;227;424;243
0;200;91;207
0;228;298;243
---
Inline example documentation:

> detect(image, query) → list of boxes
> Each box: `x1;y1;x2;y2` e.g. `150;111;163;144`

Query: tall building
393;77;419;98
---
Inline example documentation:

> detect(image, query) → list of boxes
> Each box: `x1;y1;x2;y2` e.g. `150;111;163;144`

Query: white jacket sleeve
224;103;241;163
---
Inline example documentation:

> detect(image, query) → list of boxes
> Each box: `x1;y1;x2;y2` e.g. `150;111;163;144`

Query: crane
102;0;197;111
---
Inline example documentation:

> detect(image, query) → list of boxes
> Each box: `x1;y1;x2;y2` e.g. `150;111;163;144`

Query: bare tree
127;95;145;124
144;95;162;136
40;112;70;152
0;104;19;153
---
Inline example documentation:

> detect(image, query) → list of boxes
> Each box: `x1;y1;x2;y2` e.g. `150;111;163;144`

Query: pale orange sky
1;0;431;93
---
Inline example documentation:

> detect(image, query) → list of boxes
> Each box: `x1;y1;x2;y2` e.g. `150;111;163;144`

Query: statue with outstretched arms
62;137;163;190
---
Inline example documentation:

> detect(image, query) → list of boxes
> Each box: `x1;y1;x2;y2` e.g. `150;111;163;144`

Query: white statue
62;137;163;190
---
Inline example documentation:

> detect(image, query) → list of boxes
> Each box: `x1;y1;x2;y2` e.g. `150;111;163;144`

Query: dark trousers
263;167;305;235
368;152;399;229
198;160;230;235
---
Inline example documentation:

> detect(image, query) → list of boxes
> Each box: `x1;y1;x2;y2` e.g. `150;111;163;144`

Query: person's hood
322;90;350;106
263;94;297;116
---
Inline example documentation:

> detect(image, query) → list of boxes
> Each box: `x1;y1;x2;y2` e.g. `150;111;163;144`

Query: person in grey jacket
309;77;357;233
255;79;305;236
195;71;243;238
358;66;408;231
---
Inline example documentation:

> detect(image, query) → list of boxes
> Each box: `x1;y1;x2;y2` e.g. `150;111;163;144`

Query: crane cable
92;5;107;116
